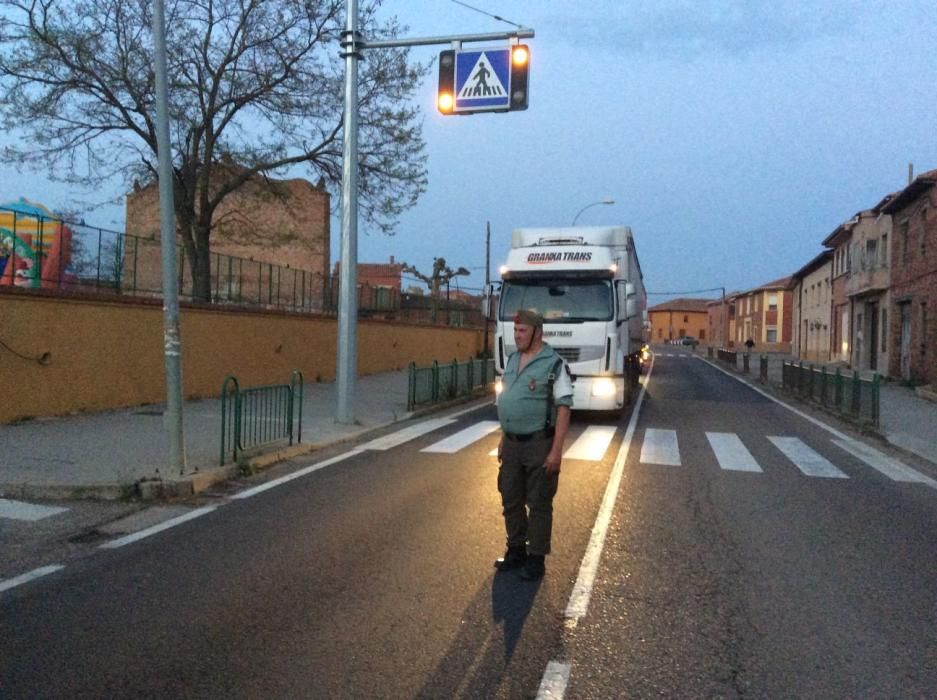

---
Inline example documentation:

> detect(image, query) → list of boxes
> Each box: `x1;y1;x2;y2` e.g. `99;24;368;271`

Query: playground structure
0;198;74;288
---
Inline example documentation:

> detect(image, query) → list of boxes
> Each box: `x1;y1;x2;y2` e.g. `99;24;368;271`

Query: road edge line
564;357;652;621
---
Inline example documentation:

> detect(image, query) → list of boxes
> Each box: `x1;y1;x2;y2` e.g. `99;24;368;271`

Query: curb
7;391;494;503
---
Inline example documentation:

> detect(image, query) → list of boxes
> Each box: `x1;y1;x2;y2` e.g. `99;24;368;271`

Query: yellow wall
648;310;710;343
0;291;483;423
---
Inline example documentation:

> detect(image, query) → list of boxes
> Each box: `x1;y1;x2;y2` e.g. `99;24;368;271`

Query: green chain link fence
408;358;496;411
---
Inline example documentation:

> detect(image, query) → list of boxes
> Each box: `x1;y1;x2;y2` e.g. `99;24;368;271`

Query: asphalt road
3;351;937;698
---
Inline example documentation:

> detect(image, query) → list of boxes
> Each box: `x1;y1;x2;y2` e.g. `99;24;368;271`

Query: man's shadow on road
414;570;541;699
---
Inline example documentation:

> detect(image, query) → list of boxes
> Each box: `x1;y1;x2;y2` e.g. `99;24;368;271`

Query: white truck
494;226;647;412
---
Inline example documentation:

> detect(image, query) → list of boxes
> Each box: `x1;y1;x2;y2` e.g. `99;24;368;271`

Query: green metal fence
220;371;304;465
407;358;496;411
781;362;880;427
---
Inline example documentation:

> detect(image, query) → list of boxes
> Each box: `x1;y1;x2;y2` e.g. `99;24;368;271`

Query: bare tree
402;257;469;323
0;0;429;301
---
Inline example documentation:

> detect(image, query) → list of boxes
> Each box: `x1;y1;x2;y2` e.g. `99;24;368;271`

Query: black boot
494;545;527;571
518;554;545;580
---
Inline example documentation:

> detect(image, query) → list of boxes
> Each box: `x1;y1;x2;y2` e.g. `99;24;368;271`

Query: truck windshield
500;279;613;322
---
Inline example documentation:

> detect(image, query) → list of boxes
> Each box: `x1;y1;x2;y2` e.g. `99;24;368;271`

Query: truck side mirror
626;298;638;319
615;281;630;322
625;282;636;297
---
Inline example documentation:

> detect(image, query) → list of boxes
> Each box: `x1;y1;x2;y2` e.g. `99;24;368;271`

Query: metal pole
484;221;490;358
721;286;726;349
336;0;359;424
152;0;186;473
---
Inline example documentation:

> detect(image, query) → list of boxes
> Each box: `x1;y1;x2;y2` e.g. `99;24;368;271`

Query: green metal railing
781;362;880;427
407;358;496;411
220;370;304;465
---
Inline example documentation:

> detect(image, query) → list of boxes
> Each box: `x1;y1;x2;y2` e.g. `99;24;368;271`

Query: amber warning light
512;45;529;66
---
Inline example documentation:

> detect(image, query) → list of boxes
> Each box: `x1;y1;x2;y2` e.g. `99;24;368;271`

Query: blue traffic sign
454;47;512;112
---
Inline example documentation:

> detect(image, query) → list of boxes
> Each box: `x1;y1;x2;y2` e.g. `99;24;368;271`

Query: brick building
648;298;712;343
706;295;737;349
733;277;793;353
882;169;937;384
124;173;330;306
822;195;894;371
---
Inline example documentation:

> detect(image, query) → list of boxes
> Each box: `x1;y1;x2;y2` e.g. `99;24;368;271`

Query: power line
448;0;522;28
646;287;725;296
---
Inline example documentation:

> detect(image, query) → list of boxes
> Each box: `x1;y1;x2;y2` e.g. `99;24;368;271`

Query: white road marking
421;420;501;453
536;660;571;699
566;356;652;620
768;436;849;479
231;450;362;500
358;418;456;450
99;506;217;549
640;428;681;466
704;359;934;484
706;432;762;472
563;425;618;461
831;439;937;486
0;498;68;522
0;564;65;594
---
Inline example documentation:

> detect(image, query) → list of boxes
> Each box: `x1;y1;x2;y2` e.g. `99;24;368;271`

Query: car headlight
591;377;617;397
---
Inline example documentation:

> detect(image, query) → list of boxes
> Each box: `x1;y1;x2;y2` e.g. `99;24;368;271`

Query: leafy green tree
0;0;429;301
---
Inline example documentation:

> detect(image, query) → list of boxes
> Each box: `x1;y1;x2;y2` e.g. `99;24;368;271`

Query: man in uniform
494;308;573;580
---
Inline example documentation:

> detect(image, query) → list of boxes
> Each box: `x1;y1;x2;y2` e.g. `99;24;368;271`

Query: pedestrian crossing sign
454;47;512;112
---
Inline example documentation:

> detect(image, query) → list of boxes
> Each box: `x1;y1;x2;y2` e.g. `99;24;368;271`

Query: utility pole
333;4;533;423
484;221;491;358
152;0;186;473
721;286;727;349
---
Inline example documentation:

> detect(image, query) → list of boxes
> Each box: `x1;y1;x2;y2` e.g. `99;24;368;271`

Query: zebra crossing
367;416;937;488
0;498;68;523
638;427;936;485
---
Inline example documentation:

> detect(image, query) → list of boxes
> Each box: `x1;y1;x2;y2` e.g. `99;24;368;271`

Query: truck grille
555;347;581;362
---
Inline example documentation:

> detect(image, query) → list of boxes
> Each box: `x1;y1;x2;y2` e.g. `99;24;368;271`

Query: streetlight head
602;199;615;205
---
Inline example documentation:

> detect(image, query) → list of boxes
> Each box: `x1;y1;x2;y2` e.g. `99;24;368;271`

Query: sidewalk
695;346;937;467
0;369;484;501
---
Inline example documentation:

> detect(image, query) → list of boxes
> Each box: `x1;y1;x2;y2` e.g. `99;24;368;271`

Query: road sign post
335;5;533;423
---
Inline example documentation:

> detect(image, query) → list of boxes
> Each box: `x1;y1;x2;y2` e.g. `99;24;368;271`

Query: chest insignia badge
528;378;537;392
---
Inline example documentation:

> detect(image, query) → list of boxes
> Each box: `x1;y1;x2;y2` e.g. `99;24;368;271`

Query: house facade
882;169;937;384
822;196;896;372
647;298;712;343
706;296;736;349
790;251;832;363
733;277;793;352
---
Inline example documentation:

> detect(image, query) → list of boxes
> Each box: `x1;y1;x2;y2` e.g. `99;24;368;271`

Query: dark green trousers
498;435;559;556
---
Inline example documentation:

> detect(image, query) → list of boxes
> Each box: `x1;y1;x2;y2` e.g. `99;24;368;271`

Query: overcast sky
2;1;936;302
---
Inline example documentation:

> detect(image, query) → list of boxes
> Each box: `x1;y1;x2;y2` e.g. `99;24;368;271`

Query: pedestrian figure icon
471;61;498;96
458;51;507;101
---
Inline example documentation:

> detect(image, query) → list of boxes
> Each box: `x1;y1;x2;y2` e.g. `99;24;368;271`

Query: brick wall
125;175;330;305
887;184;937;384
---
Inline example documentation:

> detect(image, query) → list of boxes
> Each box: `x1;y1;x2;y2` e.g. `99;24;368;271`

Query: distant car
681;336;698;346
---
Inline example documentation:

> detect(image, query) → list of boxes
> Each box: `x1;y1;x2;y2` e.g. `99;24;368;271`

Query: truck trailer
494;226;647;412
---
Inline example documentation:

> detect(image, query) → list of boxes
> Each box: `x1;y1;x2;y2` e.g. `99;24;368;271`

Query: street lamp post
571;199;615;225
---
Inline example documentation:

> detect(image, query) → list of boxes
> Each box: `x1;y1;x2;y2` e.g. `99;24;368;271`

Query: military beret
513;308;543;327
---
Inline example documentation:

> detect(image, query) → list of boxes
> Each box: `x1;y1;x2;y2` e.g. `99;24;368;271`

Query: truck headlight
495;378;503;395
591;378;617;397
